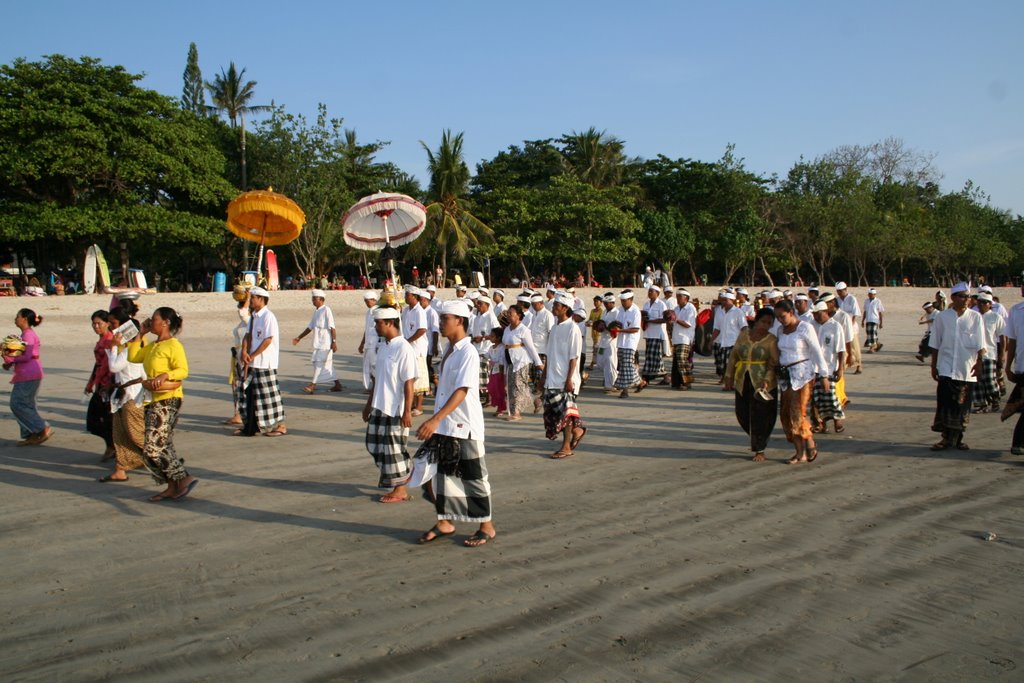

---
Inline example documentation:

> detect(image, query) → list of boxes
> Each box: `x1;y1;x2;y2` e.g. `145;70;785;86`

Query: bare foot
752;452;765;462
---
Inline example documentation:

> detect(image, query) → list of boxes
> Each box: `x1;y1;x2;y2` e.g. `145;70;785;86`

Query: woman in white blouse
98;307;147;482
774;300;830;464
501;306;543;421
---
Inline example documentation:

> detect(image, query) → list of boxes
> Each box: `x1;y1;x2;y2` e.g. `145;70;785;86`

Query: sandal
418;525;455;544
806;447;818;463
302;385;316;394
379;493;411;503
464;530;495;547
264;428;288;437
956;442;970;451
930;440;949;451
833;422;845;433
551;450;574;459
752;452;765;462
569;426;587;450
811;422;827;434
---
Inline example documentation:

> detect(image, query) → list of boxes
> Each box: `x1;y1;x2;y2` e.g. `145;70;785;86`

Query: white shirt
493;300;506;317
248;306;280;370
363;307;378;351
434;336;485;440
471;309;499;355
929;308;985;382
105;344;145;411
839;294;861;328
616;304;642;351
487;344;506;370
979;309;1006;358
740;302;755;319
1006;301;1024;373
545;318;583;391
642;298;667;340
863;297;884;324
777;321;829;391
502;322;542;372
306;304;336;350
403;304;428;356
813;317;847;375
713;305;747;348
423;303;439;355
529;306;555;354
232;306;250;348
371;336;418;417
672;302;696;345
831;309;855;348
598;306;619;349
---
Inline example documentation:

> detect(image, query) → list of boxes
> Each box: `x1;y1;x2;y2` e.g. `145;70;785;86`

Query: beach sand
0;286;1021;681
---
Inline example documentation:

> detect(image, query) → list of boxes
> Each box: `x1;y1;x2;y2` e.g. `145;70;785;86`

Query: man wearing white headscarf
292;289;342;394
542;292;587;458
929;282;985;450
596;293;619;391
614;290;644;397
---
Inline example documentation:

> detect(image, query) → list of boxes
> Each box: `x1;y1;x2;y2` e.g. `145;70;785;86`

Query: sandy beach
0;286;1021;681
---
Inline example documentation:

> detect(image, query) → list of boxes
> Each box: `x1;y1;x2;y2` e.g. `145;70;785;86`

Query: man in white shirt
419;289;440;392
795;294;814;323
491;289;507;317
403;288;430;416
529;294;555;400
736;288;755;321
596;293;619;391
358;291;380;392
291;289;343;394
670;289;697;390
541;292;587;459
971;292;1006;413
415;299;495;548
711;291;746;385
362;306;417;503
836;282;863;373
471;295;499;402
811;301;846;432
820;292;855;407
929;282;985;450
641;285;668;385
238;287;286;437
1004;284;1024;455
863;288;885;354
614;290;644;397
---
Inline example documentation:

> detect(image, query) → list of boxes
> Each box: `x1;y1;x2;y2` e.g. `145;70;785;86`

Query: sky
3;0;1022;215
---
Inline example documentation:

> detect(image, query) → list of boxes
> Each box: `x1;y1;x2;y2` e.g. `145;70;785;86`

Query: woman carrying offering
123;307;197;501
98;308;147;482
773;300;830;464
3;309;52;445
724;308;780;462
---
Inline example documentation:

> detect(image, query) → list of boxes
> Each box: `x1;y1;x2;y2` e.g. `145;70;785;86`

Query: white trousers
597;344;618;388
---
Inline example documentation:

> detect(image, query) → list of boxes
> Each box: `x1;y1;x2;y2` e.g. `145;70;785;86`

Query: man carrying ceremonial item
542;292;586;459
362;306;417;503
292;289;343;394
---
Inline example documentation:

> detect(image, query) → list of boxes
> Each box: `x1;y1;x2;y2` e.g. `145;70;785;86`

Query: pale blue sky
3;1;1022;214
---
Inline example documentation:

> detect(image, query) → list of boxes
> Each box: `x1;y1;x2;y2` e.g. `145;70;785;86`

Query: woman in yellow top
121;307;197;501
724;308;779;462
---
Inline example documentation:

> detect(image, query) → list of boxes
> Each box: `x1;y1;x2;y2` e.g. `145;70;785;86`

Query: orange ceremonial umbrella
226;187;305;247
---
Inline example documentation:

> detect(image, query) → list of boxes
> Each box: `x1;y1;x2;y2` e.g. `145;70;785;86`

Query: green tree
0;55;235;265
637;207;695;284
418;130;492;283
206;62;270;192
181;42;205;115
559;127;632;188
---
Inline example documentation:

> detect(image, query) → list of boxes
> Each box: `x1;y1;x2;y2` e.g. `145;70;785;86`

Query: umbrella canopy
226;188;305;247
341;192;427;251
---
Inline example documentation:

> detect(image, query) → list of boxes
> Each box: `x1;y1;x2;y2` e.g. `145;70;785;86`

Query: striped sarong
614;346;639;389
671;342;693;387
865;322;879;347
713;343;732;377
365;408;411;488
543;389;584;439
812;376;845;422
932;376;971;434
971;358;999;411
434;438;491;523
641;337;666;380
531;354;547;391
239;368;285;434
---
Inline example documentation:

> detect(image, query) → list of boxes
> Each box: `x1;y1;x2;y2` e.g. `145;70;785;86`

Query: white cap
477;295;492;305
736;288;748;295
555;291;575;307
812;301;829;313
546;284;558;293
572;305;587;318
603;293;616;303
250;286;269;298
795;293;810;302
835;281;848;290
923;301;934;309
310;289;326;298
720;291;736;300
530;294;544;303
405;287;423;298
517;295;531;303
951;282;970;295
675;289;690;298
619;290;634;300
867;288;877;294
818;292;836;303
979;285;993;294
440;300;473;318
477;287;489;294
455;283;467;291
649;284;662;293
492;289;504;298
768;289;784;299
468;291;481;301
426;284;437;293
417;289;432;300
362;290;378;301
372;306;400;321
977;292;994;302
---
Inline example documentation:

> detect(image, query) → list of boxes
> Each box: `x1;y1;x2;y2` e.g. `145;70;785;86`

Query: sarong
865;322;879;347
239;368;286;434
597;345;618;388
812;376;845;422
641;337;666;380
918;332;931;358
362;339;379;390
932;376;971;435
543;389;584;440
413;356;430;395
971;358;999;410
144;398;187;484
734;375;777;452
614;346;639;389
112;401;145;471
487;371;507;412
311;348;337;384
86;390;113;448
780;382;814;443
671;342;693;387
531;354;547;392
364;408;411;488
434;438;491;523
478;358;490;397
507;365;532;416
849;330;863;369
713;344;732;378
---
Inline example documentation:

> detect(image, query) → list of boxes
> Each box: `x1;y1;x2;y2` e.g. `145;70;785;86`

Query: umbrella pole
383;214;398;292
254;218;268;285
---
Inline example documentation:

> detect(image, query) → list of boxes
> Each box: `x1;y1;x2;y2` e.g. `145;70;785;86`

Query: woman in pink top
3;308;52;445
85;309;115;460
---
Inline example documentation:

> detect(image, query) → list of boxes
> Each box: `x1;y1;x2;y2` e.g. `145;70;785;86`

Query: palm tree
419;130;492;285
560;127;629;188
206;62;270;191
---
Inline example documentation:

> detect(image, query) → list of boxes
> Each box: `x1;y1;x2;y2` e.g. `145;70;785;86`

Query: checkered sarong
865;322;879;347
614;346;639;389
812;377;845;421
479;358;490;396
531;354;547;391
365;408;411;488
239;368;285;433
543;389;584;439
641;337;666;380
672;342;693;387
714;344;732;377
434;438;491;523
972;358;999;410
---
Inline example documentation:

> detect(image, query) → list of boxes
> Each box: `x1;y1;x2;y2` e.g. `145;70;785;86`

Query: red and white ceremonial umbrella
341;192;427;294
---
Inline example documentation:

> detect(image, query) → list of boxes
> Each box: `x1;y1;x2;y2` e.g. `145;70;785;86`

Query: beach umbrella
226;188;306;275
341;192;427;299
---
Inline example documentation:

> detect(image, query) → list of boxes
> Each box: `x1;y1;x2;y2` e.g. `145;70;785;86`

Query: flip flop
302;385;316;394
569;426;587;450
930;440;950;451
551;450;574;459
172;479;199;500
264;428;287;437
806;447;819;463
98;474;129;483
379;493;411;503
464;530;495;547
418;525;455;544
956;442;970;451
148;492;174;502
834;423;845;433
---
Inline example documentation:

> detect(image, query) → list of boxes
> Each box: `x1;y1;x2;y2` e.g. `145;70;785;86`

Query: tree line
1;52;1020;289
